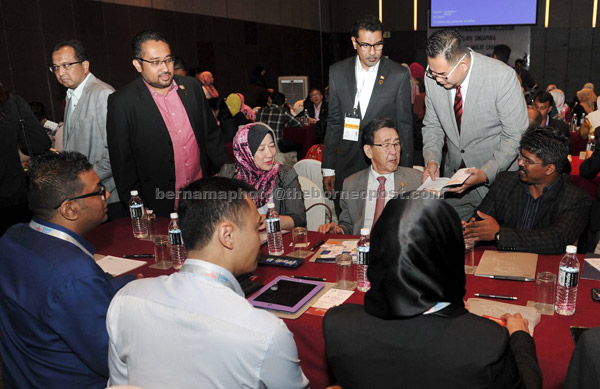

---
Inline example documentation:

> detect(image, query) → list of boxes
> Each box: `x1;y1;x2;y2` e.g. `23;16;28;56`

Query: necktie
373;176;386;227
454;85;463;134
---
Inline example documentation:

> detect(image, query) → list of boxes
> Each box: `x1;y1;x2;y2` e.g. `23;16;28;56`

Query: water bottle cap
267;202;275;209
170;212;178;219
566;245;577;254
360;228;370;236
130;190;138;196
146;209;153;214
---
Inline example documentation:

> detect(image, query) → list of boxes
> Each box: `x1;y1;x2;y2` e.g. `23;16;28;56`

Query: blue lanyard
29;220;93;259
180;260;241;295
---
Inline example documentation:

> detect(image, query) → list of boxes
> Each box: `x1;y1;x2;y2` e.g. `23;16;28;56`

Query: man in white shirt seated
106;177;309;388
319;118;422;235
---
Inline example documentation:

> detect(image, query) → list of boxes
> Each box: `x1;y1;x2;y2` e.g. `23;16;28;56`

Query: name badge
343;116;360;142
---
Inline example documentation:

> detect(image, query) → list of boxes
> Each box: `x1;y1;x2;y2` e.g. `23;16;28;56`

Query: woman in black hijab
323;197;542;389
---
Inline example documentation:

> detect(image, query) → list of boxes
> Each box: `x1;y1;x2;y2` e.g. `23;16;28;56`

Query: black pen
484;275;534;282
292;275;326;282
123;254;154;258
474;293;518;301
310;240;326;251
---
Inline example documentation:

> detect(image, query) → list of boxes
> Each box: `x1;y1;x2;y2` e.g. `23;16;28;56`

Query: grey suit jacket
338;167;423;235
323;56;414;192
422;51;528;199
63;73;118;202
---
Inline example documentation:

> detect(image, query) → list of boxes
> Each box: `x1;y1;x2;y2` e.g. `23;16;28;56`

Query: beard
144;71;173;89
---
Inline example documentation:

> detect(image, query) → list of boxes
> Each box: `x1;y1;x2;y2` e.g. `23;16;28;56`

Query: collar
355;55;381;74
66;72;92;100
180;259;244;297
28;216;96;258
369;165;395;181
143;78;178;97
521;173;562;200
458;49;474;92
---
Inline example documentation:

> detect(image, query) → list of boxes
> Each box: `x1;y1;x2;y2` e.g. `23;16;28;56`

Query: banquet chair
294;159;337;223
298;176;333;231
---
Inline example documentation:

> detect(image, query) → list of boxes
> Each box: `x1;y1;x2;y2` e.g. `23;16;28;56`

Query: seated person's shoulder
397;167;424;191
218;163;235;177
562;175;593;204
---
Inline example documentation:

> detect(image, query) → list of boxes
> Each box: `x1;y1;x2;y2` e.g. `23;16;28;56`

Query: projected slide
431;0;537;27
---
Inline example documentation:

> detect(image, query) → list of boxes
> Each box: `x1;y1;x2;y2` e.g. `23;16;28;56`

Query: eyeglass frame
135;56;175;68
53;184;107;209
48;61;84;74
517;152;545;166
355;39;384;52
372;142;401;151
425;52;468;81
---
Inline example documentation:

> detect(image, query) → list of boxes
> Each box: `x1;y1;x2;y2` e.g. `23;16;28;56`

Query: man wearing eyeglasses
322;15;413;213
319;118;422;235
107;31;229;217
422;30;529;221
50;40;124;219
0;151;133;387
463;127;591;255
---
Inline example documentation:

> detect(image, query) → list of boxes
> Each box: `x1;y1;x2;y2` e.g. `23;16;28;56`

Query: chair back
294;160;337;223
298;176;333;231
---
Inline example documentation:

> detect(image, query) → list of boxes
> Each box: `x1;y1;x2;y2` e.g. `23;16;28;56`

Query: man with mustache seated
107;31;229;217
319;118;422;235
463;126;592;255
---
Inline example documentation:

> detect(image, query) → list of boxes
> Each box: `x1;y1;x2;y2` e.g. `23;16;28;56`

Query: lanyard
29;220;94;259
180;260;241;295
423;302;451;315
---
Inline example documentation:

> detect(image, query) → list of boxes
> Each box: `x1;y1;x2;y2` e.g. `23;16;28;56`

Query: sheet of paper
311;288;355;309
582;254;600;281
96;255;147;277
310;239;358;262
467;298;541;335
474;250;538;280
416;168;472;194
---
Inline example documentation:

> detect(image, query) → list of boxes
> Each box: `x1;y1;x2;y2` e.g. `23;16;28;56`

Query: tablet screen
248;276;325;313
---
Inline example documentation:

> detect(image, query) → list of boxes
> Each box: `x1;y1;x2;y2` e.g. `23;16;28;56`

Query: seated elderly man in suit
319;118;422;235
463;126;591;255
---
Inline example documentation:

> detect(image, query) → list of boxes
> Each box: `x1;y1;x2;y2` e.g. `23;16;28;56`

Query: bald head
527;107;542;130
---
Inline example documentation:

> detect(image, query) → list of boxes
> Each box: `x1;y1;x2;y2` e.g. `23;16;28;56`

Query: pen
292;275;326;282
485;275;534;282
474;293;518;301
123;254;154;258
310;240;326;251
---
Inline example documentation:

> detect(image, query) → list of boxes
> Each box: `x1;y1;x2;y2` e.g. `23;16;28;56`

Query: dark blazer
322;56;413;193
107;75;229;216
548;117;569;138
323;304;542;389
299;100;328;122
477;171;592;254
564;327;600;389
580;138;600;234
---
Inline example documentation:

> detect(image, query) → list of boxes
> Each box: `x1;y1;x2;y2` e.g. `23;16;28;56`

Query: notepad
416;168;472;195
474;250;538;281
581;254;600;281
95;255;147;276
467;298;541;335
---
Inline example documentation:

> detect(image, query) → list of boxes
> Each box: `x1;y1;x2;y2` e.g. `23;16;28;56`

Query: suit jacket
323;56;413;192
422;51;528;200
63;73;118;203
564;327;600;389
304;100;328;121
107;75;229;216
323;304;542;389
548;117;569;138
338;166;422;235
478;171;592;255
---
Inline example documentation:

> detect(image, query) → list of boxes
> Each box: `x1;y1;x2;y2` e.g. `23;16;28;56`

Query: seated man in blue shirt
107;177;309;388
463;126;592;254
0;151;132;388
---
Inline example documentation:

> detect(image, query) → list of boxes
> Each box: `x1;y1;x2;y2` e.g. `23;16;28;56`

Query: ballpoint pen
474;293;518;301
484;275;534;282
123;254;154;258
292;275;327;282
310;240;326;251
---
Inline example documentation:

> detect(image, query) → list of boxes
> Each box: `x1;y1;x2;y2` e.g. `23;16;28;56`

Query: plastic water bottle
555;245;580;316
129;190;147;238
145;209;156;239
570;114;578;133
168;212;187;270
303;109;310;126
586;135;595;152
266;203;284;255
357;228;371;292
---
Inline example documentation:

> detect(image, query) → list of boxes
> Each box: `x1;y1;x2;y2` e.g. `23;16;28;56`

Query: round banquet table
87;218;600;389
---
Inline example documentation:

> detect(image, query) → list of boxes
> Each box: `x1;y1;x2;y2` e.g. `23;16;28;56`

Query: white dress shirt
66;73;91;113
450;50;474;106
363;166;395;230
107;259;309;389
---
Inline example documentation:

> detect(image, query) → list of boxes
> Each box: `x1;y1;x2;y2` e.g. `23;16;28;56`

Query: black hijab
365;196;466;319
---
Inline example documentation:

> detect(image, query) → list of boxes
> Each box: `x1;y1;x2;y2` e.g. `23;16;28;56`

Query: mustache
159;71;172;77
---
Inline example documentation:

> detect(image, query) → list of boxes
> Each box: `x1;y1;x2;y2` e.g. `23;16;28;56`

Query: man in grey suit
50;40;124;219
319;118;422;235
322;15;413;209
422;30;528;220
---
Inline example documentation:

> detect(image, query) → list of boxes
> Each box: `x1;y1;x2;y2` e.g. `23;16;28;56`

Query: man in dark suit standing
107;31;229;216
322;15;413;207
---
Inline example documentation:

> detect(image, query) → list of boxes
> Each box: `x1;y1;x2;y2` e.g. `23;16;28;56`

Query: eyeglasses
53;185;107;209
372;142;401;151
136;56;174;68
518;153;544;165
355;40;384;52
48;61;84;73
310;93;322;97
425;52;468;81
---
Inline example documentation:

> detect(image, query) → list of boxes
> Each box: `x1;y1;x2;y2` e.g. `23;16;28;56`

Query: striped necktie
454;85;463;134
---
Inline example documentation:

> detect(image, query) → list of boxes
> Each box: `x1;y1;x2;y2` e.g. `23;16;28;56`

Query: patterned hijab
199;71;219;99
233;123;280;208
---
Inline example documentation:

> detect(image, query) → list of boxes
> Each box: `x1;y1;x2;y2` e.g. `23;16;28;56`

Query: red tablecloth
284;125;319;159
87;220;600;389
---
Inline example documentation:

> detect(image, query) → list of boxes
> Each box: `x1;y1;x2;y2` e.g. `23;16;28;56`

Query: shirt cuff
322;168;335;177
